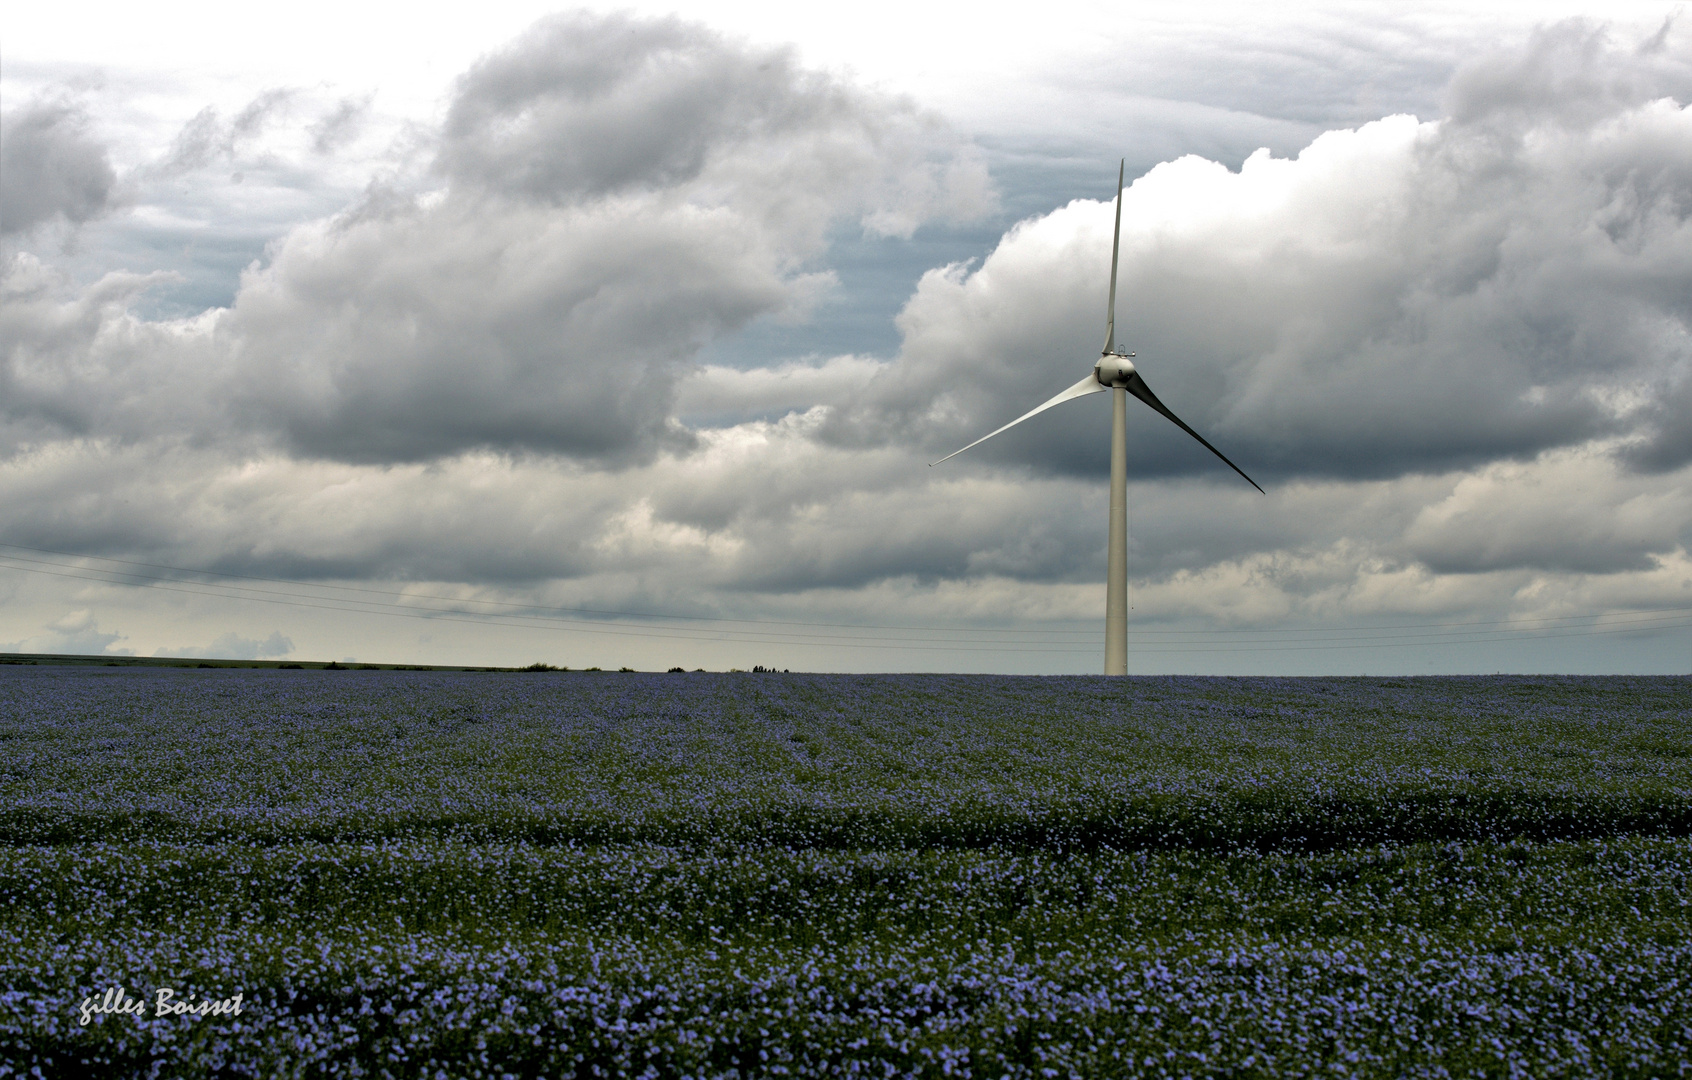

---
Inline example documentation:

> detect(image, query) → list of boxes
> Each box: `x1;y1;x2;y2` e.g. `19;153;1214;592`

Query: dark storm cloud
0;99;118;235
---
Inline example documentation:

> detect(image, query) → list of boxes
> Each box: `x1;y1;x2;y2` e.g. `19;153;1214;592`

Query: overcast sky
3;1;1690;673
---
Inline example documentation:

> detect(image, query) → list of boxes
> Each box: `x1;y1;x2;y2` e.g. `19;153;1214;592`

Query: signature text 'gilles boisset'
80;986;245;1025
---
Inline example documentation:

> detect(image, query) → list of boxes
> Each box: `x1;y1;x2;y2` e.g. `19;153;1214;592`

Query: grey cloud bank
0;12;1689;672
0;99;118;235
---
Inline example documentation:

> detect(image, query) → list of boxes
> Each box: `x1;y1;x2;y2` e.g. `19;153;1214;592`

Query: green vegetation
0;671;1687;1077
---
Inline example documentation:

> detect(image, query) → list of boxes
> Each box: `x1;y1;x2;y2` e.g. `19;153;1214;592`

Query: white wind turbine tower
932;161;1264;676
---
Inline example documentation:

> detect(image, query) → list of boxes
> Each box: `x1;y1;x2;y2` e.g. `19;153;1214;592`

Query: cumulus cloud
217;195;788;463
0;12;991;466
154;630;293;660
0;99;118;235
823;23;1692;489
0;609;132;655
0;256;215;454
437;13;992;240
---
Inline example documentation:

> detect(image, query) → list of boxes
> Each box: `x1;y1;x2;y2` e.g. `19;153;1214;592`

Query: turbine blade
1104;159;1124;355
930;373;1106;466
1124;372;1265;493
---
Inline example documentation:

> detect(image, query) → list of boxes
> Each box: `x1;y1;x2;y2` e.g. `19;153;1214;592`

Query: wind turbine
931;160;1264;676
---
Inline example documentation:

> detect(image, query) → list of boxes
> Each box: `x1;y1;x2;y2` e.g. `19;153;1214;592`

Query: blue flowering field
1;669;1689;1078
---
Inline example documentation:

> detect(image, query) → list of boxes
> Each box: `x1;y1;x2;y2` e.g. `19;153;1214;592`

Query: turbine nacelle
1095;353;1137;386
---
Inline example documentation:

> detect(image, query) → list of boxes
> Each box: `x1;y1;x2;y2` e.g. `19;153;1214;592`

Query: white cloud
0;609;132;655
677;355;887;423
153;89;295;176
826;30;1692;486
154;629;292;660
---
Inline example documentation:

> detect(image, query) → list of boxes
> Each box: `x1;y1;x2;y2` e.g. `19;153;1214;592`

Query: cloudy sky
3;0;1690;673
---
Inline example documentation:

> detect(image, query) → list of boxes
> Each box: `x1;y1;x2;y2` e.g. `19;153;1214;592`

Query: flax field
1;668;1689;1078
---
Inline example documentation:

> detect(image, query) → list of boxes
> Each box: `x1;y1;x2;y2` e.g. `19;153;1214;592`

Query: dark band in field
1;671;1688;1077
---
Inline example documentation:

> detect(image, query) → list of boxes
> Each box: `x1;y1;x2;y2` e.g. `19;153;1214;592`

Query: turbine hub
1095;353;1137;386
